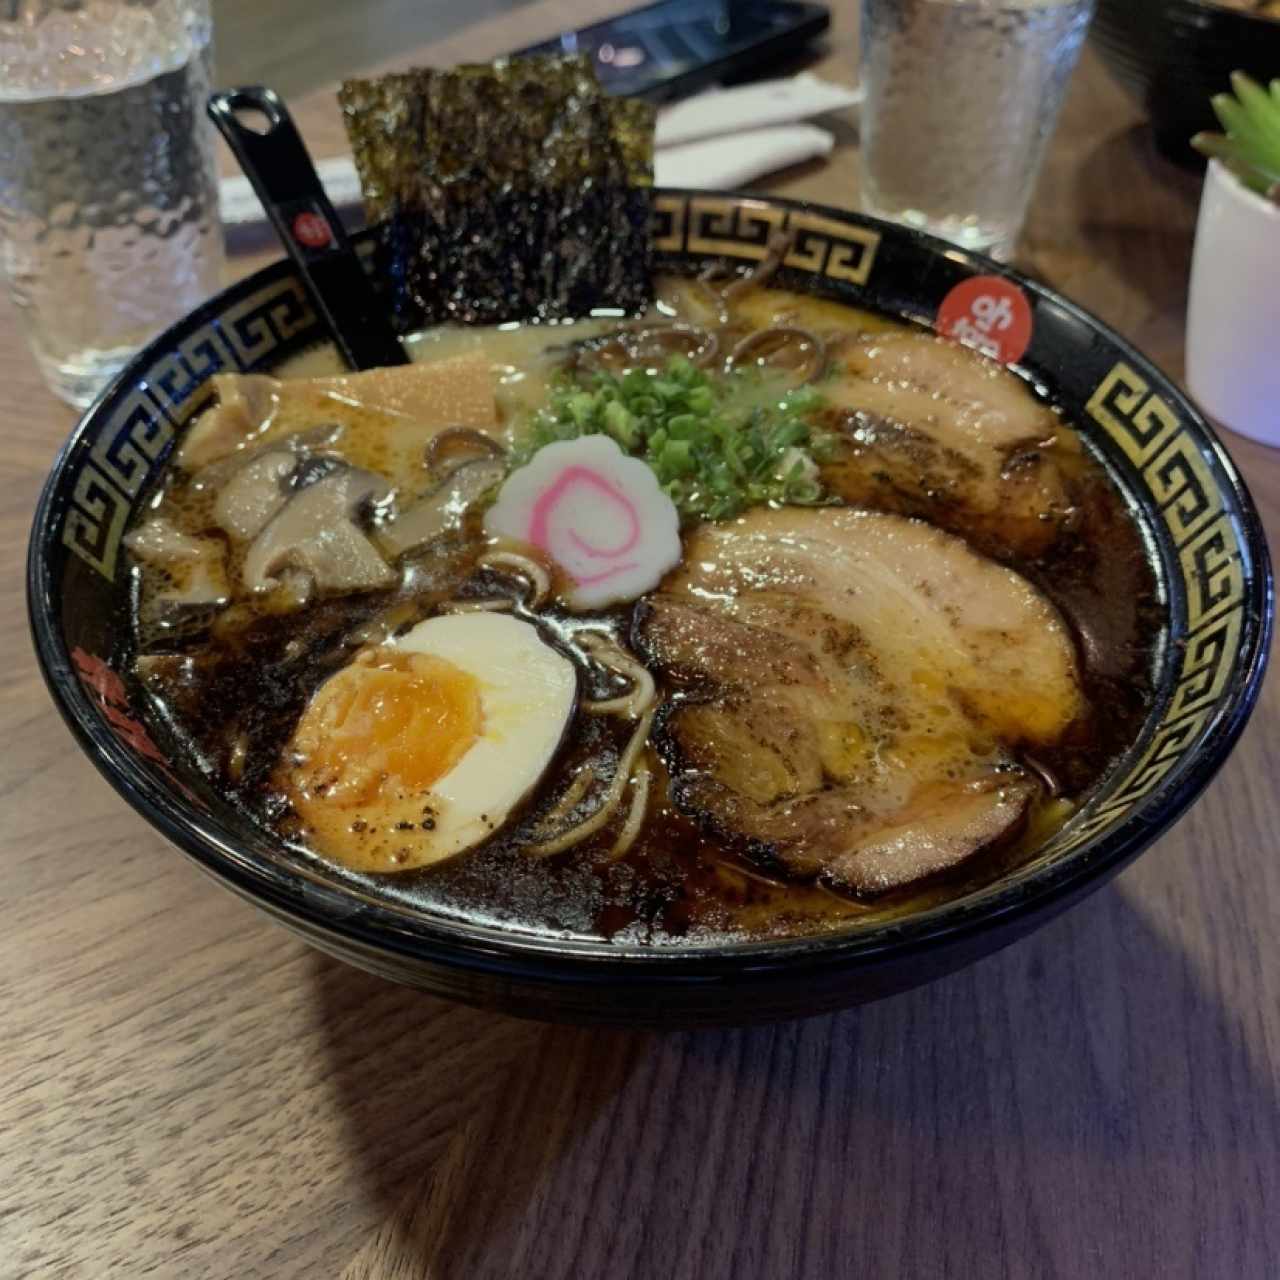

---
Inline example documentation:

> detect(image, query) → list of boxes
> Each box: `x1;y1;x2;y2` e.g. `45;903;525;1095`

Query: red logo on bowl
71;646;198;801
72;645;167;766
292;210;333;250
937;276;1033;365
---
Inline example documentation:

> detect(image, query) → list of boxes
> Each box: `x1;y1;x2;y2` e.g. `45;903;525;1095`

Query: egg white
386;611;577;865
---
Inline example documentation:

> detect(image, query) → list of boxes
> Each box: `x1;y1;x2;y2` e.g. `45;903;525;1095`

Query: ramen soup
127;269;1159;942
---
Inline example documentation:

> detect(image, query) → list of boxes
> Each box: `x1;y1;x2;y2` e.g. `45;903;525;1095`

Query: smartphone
514;0;830;102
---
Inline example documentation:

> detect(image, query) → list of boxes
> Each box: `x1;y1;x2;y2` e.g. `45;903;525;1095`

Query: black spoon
207;85;409;371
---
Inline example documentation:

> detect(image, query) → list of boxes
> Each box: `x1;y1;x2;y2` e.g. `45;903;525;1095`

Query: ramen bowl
28;191;1272;1027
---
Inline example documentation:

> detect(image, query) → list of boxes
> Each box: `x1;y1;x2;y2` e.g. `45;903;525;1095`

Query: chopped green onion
513;356;835;523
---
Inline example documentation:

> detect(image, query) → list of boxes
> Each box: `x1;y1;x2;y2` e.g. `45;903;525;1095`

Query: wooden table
3;4;1277;1277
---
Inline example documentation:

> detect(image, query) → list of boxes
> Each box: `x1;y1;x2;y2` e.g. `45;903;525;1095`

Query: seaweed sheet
339;56;655;331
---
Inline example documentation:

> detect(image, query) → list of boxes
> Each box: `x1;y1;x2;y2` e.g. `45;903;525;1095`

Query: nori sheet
339;56;655;331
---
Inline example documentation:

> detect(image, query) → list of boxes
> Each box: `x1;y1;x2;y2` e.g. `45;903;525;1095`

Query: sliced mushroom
127;517;214;565
160;558;231;609
270;567;317;612
213;450;296;540
125;517;230;608
242;467;394;598
189;424;345;495
377;457;506;559
424;428;507;479
179;354;497;487
288;454;349;493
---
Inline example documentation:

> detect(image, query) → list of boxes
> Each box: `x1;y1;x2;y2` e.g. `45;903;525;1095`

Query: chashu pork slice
819;331;1074;556
637;508;1083;894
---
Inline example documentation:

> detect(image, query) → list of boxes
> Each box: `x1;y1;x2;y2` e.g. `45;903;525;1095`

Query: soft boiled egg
281;612;577;872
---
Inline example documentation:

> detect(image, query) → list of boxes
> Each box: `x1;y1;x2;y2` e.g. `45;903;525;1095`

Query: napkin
650;73;858;188
218;74;861;228
655;124;836;188
654;73;861;148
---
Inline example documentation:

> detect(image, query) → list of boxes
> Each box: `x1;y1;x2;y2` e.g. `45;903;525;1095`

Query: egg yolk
289;647;482;807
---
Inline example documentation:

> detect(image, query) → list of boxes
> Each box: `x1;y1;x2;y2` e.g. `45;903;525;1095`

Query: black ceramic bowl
1093;0;1280;163
28;191;1272;1026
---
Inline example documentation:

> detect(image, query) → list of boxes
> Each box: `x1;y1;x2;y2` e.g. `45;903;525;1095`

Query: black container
28;191;1272;1026
1093;0;1280;163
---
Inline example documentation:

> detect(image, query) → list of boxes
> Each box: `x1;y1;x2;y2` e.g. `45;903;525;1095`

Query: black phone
514;0;830;102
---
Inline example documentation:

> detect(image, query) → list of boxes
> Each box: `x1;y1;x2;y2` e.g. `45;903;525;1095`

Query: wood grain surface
2;3;1278;1277
211;0;535;99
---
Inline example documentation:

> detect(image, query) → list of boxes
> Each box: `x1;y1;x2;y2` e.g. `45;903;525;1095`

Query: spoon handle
207;86;409;371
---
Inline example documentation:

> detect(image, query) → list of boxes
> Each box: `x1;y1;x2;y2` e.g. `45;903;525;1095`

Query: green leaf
1213;94;1280;176
1231;72;1280;134
1224;157;1275;196
1191;131;1236;160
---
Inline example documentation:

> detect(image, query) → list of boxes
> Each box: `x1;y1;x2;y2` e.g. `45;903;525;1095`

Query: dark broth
130;281;1160;944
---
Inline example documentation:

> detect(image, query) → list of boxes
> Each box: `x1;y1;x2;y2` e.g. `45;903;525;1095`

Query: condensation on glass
0;1;222;406
858;0;1094;260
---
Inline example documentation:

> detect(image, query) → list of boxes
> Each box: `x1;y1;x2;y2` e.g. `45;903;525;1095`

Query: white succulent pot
1186;159;1280;446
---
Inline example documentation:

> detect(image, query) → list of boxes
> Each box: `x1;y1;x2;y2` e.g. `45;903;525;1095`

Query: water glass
858;0;1095;260
0;0;223;408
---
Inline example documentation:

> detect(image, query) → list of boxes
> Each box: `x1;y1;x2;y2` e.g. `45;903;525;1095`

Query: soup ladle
207;85;409;372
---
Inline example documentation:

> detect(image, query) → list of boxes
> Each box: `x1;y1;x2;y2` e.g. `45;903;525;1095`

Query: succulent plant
1192;72;1280;205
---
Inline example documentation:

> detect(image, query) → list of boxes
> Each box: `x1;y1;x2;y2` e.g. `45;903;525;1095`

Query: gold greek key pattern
659;195;881;287
217;277;316;369
1039;613;1244;861
685;197;786;258
1165;608;1242;722
1084;360;1246;626
146;324;237;422
1181;515;1245;631
652;193;687;253
1146;431;1223;546
62;462;130;580
786;211;880;285
1038;699;1217;861
1041;358;1251;861
88;387;174;499
66;386;175;579
1085;362;1179;466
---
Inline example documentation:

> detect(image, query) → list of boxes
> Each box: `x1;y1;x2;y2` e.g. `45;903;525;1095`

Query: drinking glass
858;0;1095;260
0;0;223;407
